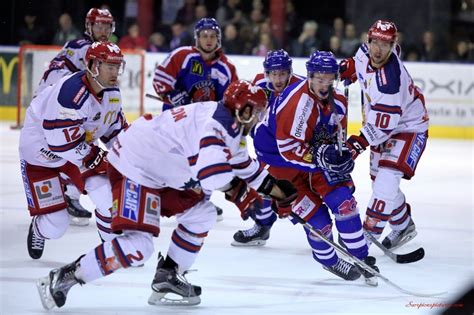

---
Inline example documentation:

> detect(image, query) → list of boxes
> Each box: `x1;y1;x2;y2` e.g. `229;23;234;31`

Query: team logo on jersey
121;179;140;222
33;177;64;209
191;60;204;75
92;112;101;121
191;80;216;102
143;192;160;226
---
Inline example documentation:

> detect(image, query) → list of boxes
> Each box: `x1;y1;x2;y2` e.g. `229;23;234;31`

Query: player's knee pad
176;200;216;233
305;204;333;243
372;168;403;200
117;231;154;266
35;209;69;239
324;186;358;220
85;176;112;214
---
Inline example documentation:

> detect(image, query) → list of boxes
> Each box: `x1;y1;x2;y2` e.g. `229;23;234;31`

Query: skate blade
148;291;201;306
36;276;56;310
69;216;90;226
231;239;267;247
388;231;418;250
364;276;378;287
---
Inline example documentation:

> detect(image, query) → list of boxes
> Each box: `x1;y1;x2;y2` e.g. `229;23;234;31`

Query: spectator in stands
290;20;320;57
118;23;148;49
169;21;193;50
448;40;473;63
176;0;198;26
329;35;344;58
216;0;244;28
17;11;47;45
148;32;169;52
332;17;345;39
419;30;443;62
187;4;209;35
52;13;81;46
222;23;243;54
341;23;360;57
252;32;274;56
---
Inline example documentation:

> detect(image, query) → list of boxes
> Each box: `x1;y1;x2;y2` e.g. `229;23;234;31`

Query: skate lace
334;259;352;275
242;224;261;237
31;233;45;250
173;269;196;296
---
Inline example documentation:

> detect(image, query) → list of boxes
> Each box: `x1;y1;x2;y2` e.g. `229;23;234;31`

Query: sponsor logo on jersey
293;195;315;218
73;86;87;104
20;160;35;209
291;94;313;140
191;60;203;75
109;97;120;104
143;192;160;226
121;179;140;222
406;133;426;169
39;147;61;161
337;197;357;216
33;177;64;209
92;112;101;121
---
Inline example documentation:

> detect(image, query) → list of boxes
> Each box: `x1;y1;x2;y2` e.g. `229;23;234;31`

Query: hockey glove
339;57;357;85
272;191;298;219
224;177;263;220
346;134;369;160
168;90;191;107
83;145;108;175
314;143;354;174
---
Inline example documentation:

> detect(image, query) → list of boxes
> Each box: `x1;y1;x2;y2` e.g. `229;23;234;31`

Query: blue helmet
305;51;339;75
263;49;292;72
194;18;221;49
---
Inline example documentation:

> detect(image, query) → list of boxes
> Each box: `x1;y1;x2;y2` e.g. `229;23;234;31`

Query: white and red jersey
354;44;429;146
107;102;267;192
36;34;93;95
152;46;238;106
19;71;127;169
272;80;348;171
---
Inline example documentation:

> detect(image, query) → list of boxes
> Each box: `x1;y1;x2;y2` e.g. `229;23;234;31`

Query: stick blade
396;247;425;264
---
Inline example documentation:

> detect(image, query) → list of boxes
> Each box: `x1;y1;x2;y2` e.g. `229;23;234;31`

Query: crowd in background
14;0;474;63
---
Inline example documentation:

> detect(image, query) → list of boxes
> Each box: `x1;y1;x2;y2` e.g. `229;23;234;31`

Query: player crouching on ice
36;80;298;309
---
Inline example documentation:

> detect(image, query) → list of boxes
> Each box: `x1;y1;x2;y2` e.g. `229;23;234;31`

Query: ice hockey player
245;51;379;284
339;20;429;250
36;80;297;309
20;42;127;260
36;8;116;225
232;49;304;246
152;17;239;220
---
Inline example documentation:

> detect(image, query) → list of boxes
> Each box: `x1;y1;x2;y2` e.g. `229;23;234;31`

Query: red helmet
86;42;125;71
85;8;115;40
368;20;397;42
223;80;268;123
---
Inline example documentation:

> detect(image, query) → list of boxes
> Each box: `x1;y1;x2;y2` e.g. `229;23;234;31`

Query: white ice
1;122;472;315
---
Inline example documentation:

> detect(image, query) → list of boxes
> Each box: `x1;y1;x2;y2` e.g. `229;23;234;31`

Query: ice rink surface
1;122;472;315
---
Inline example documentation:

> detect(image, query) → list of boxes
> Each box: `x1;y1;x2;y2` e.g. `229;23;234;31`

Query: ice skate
323;258;361;281
356;256;379;286
382;218;417;250
148;253;201;306
215;206;224;222
37;258;84;310
27;219;45;259
231;223;271;246
65;195;92;226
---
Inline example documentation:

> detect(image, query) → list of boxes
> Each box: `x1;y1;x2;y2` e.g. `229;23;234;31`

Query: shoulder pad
375;54;401;95
64;38;91;49
57;72;89;109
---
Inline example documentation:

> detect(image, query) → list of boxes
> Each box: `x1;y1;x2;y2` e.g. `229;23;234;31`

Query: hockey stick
364;231;425;264
288;212;446;297
145;93;163;101
327;85;345;156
